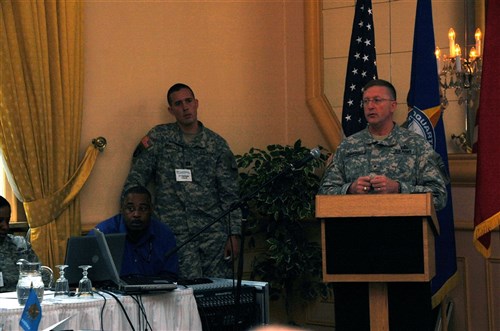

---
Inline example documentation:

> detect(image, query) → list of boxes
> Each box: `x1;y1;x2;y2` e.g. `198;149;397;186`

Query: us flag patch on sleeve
133;135;153;157
141;135;153;148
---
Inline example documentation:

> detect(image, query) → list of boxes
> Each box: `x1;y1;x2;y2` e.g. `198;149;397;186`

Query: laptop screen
94;228;123;286
64;233;126;286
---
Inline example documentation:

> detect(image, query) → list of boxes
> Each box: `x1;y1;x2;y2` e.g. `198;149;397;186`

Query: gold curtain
0;1;102;269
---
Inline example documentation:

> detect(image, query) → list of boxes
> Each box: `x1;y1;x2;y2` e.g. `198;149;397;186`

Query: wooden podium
316;193;439;331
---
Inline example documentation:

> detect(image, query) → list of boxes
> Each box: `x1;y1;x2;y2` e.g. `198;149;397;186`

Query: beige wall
80;1;327;228
79;0;481;225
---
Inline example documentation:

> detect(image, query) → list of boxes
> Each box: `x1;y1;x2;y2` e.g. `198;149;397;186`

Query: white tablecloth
0;288;201;330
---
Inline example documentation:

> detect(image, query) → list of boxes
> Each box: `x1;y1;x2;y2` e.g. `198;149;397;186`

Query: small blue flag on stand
19;287;42;331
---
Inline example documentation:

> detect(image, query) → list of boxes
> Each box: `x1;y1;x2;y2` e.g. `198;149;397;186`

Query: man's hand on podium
349;174;400;194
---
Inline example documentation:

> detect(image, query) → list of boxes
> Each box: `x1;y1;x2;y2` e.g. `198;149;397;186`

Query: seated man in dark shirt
89;186;179;280
0;195;39;292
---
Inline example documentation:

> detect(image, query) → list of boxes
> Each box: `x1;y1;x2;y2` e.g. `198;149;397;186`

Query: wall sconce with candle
437;28;482;153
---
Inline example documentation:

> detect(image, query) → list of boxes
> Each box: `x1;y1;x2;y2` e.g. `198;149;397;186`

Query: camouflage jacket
124;121;242;237
0;234;39;292
318;124;448;211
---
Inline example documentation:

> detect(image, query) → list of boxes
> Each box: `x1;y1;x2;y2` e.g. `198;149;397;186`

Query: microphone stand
164;156;316;329
234;203;248;330
164;161;301;262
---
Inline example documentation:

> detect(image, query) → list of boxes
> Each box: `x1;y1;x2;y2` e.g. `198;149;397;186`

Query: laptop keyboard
122;275;174;285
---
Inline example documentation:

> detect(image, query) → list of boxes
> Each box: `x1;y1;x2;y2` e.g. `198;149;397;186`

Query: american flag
342;0;378;137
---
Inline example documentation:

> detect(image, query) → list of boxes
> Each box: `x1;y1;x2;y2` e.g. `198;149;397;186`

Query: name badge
0;271;4;287
176;169;192;182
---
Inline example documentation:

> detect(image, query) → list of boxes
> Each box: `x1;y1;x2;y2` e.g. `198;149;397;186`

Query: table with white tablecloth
0;287;202;330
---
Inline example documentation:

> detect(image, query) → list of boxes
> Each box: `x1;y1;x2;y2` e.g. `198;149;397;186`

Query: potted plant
236;139;330;322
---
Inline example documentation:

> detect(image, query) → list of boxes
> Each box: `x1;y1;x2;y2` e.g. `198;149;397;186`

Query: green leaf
236;139;331;308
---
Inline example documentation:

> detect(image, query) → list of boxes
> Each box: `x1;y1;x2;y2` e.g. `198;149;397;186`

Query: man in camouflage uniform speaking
318;79;447;206
0;196;39;292
123;83;241;280
318;79;448;330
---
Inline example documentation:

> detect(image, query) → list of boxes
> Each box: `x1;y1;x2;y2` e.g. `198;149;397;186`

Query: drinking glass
77;265;93;298
53;264;70;299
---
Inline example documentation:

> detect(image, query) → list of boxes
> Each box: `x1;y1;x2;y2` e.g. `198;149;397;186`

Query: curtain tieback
24;138;107;228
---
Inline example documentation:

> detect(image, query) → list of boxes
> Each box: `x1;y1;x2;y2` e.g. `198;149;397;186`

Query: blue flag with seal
406;0;458;308
19;287;42;331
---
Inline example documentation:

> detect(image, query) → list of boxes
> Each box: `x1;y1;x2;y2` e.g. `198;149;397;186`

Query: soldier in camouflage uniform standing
0;196;39;292
318;79;448;331
123;83;241;280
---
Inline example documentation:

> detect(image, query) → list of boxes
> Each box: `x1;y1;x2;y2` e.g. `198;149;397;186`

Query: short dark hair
166;83;195;106
123;186;152;201
363;79;397;101
0;196;10;209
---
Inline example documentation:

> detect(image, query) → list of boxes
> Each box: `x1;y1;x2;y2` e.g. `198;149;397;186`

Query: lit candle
469;47;478;61
475;28;482;57
435;47;441;74
448;28;456;57
455;44;462;72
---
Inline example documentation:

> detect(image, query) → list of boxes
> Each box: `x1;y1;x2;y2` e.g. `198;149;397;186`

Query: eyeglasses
124;205;151;214
362;98;395;106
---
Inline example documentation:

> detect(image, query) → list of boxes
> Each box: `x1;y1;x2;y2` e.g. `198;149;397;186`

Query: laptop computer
64;233;126;287
94;228;177;294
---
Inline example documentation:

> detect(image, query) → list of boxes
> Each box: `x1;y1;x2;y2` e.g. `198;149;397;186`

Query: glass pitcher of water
16;259;53;305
